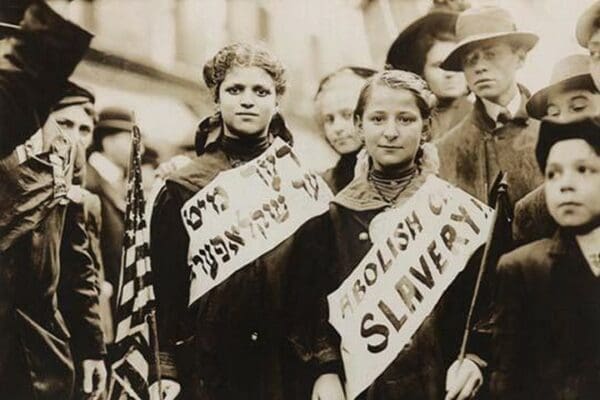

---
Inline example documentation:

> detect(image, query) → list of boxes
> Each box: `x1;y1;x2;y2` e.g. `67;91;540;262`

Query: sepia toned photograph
0;0;599;399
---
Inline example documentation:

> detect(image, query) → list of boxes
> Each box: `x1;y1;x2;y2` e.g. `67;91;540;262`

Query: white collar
88;152;124;185
576;225;600;276
481;88;521;124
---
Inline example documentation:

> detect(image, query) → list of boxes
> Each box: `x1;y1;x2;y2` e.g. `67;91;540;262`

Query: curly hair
203;43;287;102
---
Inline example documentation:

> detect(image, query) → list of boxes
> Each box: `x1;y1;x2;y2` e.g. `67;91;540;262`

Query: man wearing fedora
0;1;95;399
86;107;134;319
577;1;600;91
513;54;600;245
436;5;543;208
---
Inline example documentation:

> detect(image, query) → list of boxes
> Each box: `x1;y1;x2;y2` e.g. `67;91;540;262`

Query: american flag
109;125;160;400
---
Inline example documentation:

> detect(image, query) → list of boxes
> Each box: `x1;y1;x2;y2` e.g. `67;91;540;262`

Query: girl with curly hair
149;43;320;399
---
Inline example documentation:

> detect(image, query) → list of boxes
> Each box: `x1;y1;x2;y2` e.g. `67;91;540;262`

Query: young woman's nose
382;121;399;140
240;90;255;108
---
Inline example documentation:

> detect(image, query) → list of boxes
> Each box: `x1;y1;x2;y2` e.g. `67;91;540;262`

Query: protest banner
181;138;333;305
327;175;493;399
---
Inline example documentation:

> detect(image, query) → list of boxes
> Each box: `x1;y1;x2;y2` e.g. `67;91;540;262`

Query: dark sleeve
149;184;195;381
0;0;93;157
285;211;342;378
489;254;530;400
59;198;106;360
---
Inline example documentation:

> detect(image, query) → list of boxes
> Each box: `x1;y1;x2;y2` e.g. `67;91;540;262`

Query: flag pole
458;172;508;361
132;123;162;398
148;309;163;398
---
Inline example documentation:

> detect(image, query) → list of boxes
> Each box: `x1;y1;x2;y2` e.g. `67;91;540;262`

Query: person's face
545;139;600;228
218;66;278;138
462;41;524;104
52;104;94;150
317;74;365;154
102;131;131;171
424;40;468;100
587;29;600;90
357;85;424;173
544;88;600;123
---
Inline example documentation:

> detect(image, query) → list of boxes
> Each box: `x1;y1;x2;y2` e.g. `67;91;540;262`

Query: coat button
250;331;259;341
358;232;369;241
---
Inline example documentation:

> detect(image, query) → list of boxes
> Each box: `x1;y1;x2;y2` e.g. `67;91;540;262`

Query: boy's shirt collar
481;88;522;127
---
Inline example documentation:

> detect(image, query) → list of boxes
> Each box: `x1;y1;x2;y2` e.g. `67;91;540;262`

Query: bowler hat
92;107;134;151
576;1;600;48
386;11;458;72
535;118;600;171
440;6;538;71
95;107;134;133
527;55;596;120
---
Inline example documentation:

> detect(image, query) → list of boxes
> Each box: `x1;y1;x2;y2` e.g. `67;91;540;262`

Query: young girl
491;119;600;399
301;70;484;400
314;66;376;193
150;43;323;400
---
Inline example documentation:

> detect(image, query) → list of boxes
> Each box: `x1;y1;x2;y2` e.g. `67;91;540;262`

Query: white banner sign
327;175;493;399
182;138;333;305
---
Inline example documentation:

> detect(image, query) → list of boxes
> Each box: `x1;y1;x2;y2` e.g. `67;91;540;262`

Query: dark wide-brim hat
0;3;25;36
527;55;595;120
441;6;539;71
576;1;600;48
386;11;458;71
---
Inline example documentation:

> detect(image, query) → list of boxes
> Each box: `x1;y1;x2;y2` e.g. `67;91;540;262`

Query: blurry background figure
577;1;600;90
314;66;376;193
386;11;471;141
52;82;109;400
53;81;115;347
140;145;159;196
86;107;133;324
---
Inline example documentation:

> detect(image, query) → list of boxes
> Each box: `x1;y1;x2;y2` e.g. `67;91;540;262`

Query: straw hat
527;55;595;119
440;6;538;71
576;1;600;48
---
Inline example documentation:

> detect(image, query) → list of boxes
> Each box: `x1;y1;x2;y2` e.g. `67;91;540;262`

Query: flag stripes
109;124;160;400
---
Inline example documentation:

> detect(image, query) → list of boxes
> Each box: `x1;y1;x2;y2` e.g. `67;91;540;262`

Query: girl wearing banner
299;70;487;400
149;43;333;400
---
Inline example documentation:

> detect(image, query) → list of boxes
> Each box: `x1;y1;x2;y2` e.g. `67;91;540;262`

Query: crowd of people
0;0;599;399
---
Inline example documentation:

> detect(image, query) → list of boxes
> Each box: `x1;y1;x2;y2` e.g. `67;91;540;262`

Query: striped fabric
109;125;158;400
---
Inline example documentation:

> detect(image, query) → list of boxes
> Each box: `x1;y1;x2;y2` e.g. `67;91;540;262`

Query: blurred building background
49;0;597;170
